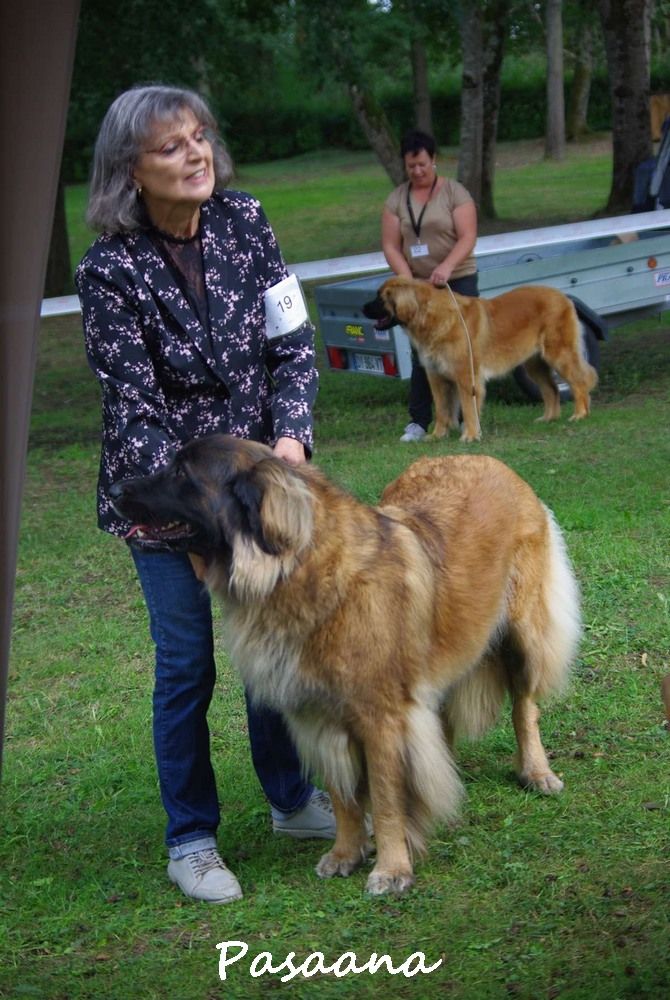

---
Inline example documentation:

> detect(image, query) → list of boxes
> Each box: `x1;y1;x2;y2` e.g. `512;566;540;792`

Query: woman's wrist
273;436;307;465
430;261;454;286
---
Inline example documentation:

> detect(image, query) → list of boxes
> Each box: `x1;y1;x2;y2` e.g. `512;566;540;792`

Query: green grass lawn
3;141;669;999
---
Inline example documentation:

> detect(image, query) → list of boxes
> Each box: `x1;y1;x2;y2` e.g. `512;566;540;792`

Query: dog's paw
366;868;415;896
316;845;370;880
520;770;564;794
459;430;481;443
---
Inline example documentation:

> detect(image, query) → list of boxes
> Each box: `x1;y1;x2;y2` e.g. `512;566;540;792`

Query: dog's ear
254;458;314;555
230;459;313;557
229;474;268;549
225;458;314;602
387;283;418;325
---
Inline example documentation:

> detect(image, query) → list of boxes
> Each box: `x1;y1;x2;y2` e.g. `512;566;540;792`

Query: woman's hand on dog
274;436;307;466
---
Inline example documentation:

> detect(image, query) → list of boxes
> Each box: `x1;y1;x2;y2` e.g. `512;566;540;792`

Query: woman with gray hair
76;84;334;904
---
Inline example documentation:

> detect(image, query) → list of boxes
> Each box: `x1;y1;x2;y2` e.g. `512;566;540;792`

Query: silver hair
86;84;234;234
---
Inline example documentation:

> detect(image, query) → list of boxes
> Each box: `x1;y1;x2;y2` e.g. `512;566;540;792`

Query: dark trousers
408;272;480;430
131;547;312;849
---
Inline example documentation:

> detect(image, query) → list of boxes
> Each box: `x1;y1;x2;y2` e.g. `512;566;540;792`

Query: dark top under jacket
76;191;318;537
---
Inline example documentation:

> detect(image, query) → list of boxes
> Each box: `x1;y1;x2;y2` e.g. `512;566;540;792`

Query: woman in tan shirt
382;129;479;441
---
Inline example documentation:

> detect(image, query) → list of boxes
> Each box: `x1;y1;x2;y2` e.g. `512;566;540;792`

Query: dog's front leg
363;728;415;895
457;379;483;442
425;369;456;439
315;786;372;879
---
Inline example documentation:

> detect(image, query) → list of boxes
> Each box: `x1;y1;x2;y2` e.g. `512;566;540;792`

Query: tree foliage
67;0;287;176
45;0;670;293
294;0;410;184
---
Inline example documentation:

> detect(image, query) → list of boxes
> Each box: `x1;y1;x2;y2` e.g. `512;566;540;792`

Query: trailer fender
567;295;608;341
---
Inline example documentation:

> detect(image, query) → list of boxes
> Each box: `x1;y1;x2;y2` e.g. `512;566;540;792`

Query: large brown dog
363;277;598;442
110;434;581;895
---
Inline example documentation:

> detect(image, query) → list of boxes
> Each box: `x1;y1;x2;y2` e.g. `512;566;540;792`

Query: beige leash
445;283;481;437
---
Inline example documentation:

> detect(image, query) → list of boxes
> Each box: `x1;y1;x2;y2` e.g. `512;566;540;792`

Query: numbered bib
264;273;308;340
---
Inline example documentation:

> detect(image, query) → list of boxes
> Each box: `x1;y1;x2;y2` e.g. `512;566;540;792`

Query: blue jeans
130;547;313;850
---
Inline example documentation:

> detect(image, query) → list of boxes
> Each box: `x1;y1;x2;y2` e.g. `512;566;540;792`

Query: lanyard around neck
406;175;437;239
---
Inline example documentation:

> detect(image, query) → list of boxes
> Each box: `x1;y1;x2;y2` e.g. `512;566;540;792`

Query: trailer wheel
513;324;601;403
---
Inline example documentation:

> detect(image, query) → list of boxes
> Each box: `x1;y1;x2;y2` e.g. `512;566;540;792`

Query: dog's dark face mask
363;290;398;331
110;459;211;553
109;434;277;557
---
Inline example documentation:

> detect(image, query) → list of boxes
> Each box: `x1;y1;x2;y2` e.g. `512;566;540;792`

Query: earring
136;186;143;196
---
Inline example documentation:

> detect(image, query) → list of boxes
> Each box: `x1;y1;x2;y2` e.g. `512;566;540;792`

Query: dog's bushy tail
403;702;464;856
441;656;509;743
569;300;599;395
528;505;581;699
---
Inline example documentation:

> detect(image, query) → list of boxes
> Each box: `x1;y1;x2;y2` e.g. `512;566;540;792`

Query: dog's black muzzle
109;476;154;523
109;475;201;552
363;293;398;331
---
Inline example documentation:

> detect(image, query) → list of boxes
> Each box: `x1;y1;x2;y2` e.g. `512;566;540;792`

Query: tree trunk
348;84;405;186
545;0;566;160
191;53;212;101
567;22;593;140
44;177;72;298
457;3;484;206
598;0;652;212
480;0;510;219
410;36;433;135
293;0;405;186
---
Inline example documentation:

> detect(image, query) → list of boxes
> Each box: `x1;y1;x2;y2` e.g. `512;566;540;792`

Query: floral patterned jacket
76;191;318;537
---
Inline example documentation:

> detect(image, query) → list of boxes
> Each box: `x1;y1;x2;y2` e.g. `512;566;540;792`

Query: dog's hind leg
493;631;565;793
543;303;598;420
523;355;561;420
565;360;598;420
511;693;564;793
544;349;597;420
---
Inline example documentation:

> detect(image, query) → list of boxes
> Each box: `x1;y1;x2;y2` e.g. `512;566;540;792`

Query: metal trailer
312;210;670;395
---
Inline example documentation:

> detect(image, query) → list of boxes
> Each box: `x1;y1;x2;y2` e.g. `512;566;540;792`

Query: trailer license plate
353;353;384;373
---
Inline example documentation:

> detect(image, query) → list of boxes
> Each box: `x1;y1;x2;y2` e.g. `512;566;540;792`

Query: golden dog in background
363;277;598;442
111;435;581;895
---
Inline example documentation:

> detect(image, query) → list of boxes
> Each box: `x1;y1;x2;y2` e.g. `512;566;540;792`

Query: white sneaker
168;848;243;903
272;789;337;839
400;422;427;442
